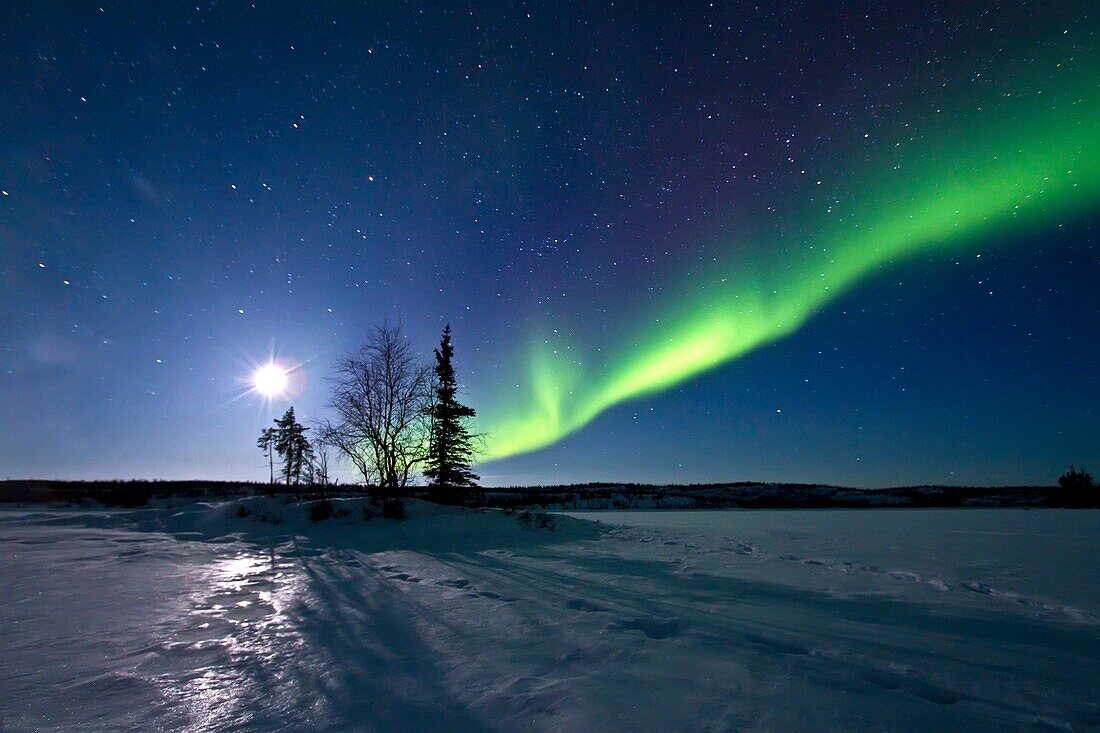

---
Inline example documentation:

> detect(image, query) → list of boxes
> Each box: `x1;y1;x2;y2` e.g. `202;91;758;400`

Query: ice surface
1;501;1097;732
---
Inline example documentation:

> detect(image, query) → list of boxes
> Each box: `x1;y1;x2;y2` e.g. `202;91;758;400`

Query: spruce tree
424;324;479;495
274;406;311;486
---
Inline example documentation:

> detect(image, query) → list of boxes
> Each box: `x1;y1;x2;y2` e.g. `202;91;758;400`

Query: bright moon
252;363;289;397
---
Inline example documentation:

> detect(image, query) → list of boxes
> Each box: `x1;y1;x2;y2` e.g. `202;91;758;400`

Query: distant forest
2;478;1096;510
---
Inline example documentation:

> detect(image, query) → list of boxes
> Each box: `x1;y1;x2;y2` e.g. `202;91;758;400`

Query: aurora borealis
2;2;1097;485
479;67;1100;460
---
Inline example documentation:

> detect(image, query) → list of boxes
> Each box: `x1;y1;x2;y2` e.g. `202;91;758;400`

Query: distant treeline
1;479;1096;509
0;480;362;507
465;482;1099;510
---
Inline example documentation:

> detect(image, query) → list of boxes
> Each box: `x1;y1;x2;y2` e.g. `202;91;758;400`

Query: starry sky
1;1;1097;487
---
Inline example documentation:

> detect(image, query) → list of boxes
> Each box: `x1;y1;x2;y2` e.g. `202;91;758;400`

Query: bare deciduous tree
324;323;433;491
257;427;277;485
310;434;332;486
316;417;374;484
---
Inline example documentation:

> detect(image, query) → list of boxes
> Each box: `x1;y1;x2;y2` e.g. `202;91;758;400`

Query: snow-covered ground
1;500;1097;732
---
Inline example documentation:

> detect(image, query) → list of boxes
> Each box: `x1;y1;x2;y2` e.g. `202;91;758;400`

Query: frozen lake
1;503;1097;731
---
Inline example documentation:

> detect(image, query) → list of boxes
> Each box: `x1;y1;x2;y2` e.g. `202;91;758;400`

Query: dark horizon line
0;477;1062;492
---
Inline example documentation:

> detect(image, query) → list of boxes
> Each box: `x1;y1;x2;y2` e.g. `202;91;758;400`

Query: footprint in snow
388;573;422;583
616;617;681;639
861;669;960;705
565;598;606;613
437;578;470;589
505;676;547;693
905;681;960;705
889;570;921;582
743;633;810;656
861;669;902;690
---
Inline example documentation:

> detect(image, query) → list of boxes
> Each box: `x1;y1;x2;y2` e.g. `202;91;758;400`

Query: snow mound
123;496;602;554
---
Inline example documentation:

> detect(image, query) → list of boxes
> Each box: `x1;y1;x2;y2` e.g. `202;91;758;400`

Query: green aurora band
478;67;1100;461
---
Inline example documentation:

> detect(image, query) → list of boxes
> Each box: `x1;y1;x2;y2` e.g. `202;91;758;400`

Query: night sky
1;1;1097;486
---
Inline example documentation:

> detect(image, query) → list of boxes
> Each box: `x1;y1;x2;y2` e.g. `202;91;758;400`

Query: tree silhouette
324;322;432;491
274;407;311;486
256;427;278;484
424;324;479;497
1059;465;1095;492
310;431;332;486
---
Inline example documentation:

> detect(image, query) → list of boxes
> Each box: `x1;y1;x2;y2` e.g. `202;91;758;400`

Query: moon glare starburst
252;363;290;398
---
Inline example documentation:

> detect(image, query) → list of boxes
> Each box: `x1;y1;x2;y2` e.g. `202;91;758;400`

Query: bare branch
323;323;432;491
